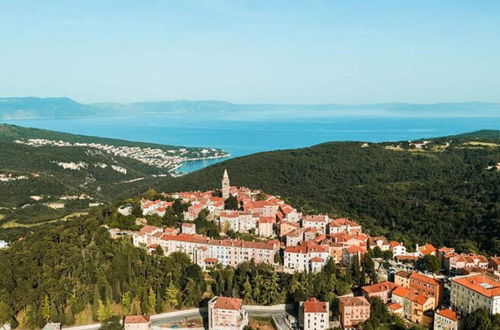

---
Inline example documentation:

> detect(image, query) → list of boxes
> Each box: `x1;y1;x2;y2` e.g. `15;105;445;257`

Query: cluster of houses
126;170;500;329
16;138;227;171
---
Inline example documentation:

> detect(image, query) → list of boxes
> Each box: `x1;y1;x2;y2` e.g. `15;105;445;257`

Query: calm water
3;114;499;172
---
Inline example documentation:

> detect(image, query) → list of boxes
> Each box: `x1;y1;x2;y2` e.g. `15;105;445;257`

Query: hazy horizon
2;1;500;104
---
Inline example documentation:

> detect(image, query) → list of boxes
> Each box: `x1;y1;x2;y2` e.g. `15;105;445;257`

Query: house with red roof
303;215;329;233
417;243;437;257
391;286;434;324
361;281;398;303
338;296;370;329
434;309;460;330
300;297;329;330
450;274;500;315
389;241;407;256
208;296;248;330
123;315;150;330
284;242;330;273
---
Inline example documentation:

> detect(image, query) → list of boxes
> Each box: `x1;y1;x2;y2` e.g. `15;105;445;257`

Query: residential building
123;315;150;330
417;243;437;257
328;218;362;235
434;309;460;330
391;286;434;324
284;242;330;273
257;216;274;237
409;272;443;308
285;228;305;246
181;222;196;234
133;228;279;268
389;241;406;256
394;271;412;288
338;296;370;329
444;253;489;272
361;281;398;303
208;296;248;330
368;236;390;251
300;298;329;330
303;215;329;233
387;302;403;316
450;274;500;315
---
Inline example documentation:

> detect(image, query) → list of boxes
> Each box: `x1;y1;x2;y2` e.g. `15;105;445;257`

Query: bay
2;114;498;173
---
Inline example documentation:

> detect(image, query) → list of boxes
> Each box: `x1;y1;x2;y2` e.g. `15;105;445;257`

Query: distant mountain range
1;97;499;119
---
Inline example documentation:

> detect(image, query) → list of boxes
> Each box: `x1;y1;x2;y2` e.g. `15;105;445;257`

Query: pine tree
41;295;51;322
122;292;132;314
241;278;252;301
97;299;111;322
147;288;156;314
92;285;100;321
164;282;179;309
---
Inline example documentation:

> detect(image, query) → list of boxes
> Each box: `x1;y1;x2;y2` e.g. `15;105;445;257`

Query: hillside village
15;138;228;172
102;170;500;330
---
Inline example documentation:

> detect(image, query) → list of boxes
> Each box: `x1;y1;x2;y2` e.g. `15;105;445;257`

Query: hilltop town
102;170;500;330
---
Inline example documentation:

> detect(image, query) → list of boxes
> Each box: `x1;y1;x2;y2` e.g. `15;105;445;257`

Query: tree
41;295;51;323
92;285;100;321
463;308;497;330
121;292;132;314
0;301;11;326
97;299;112;322
241;277;253;301
224;195;239;210
164;282;179;309
99;316;123;330
147;288;156;314
415;255;441;273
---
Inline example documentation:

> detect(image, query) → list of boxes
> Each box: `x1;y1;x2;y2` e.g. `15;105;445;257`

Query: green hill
0;124;226;238
158;130;500;255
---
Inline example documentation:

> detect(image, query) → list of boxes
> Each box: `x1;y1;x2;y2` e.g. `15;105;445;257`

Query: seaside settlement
15;138;228;173
104;170;500;330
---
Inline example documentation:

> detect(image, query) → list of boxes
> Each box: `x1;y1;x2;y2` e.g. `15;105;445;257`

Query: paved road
65;304;297;330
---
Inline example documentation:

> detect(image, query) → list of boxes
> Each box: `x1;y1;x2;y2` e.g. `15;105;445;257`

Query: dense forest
159;131;500;255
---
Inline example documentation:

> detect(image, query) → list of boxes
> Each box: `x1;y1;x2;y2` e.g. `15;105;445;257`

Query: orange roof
285;242;329;254
437;309;458;321
362;281;398;294
258;216;275;224
124;315;150;324
303;298;328;313
452;274;500;297
409;293;430;305
409;272;440;286
214;296;243;310
387;303;402;311
338;296;370;306
204;257;218;263
418;243;436;255
310;257;324;263
392;286;412;298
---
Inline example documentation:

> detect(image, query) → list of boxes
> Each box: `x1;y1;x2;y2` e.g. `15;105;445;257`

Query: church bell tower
222;169;230;199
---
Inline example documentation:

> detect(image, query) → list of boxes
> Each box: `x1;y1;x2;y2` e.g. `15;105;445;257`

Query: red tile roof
124;315;150;324
214;296;243;310
361;281;398;294
303;298;328;313
387;303;402;311
409;272;440;286
452;274;500;297
338;296;370;306
437;309;458;321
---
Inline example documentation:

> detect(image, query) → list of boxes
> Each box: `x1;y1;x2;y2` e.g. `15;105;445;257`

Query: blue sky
1;0;499;104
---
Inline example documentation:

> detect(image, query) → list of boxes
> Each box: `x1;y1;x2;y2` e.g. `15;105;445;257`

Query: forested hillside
0;124;225;240
159;131;500;255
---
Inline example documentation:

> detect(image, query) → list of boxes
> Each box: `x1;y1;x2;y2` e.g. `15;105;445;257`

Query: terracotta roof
338;296;370;306
392;286;412;298
214;296;243;310
452;274;500;297
395;270;412;278
410;272;440;286
361;281;398;294
258;216;275;224
418;243;436;255
437;309;458;321
124;315;150;324
139;225;160;235
303;298;328;313
409;293;430;305
303;215;329;223
310;257;324;263
284;242;329;254
389;241;401;248
182;223;195;227
387;303;402;311
204;257;218;263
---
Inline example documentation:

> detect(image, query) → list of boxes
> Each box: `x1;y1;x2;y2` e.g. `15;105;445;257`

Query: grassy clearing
0;212;88;228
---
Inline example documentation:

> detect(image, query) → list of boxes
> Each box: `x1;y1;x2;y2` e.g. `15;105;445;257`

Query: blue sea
3;114;499;173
